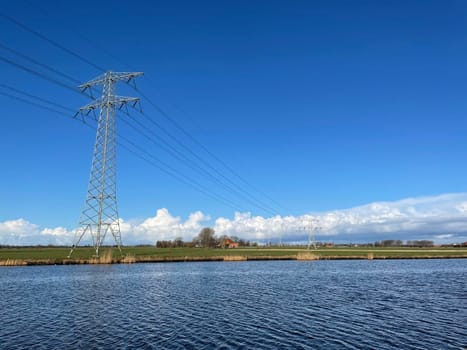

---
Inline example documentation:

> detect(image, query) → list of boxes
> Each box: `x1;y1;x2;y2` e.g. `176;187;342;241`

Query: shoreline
2;246;466;267
1;254;466;266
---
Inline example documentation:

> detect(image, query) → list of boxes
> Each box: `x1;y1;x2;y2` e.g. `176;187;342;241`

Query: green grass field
1;246;466;265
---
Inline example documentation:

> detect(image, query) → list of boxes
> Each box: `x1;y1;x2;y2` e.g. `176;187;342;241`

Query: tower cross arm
78;72;144;91
75;96;140;122
79;96;140;111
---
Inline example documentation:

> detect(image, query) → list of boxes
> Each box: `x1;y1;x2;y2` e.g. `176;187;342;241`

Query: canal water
0;259;465;349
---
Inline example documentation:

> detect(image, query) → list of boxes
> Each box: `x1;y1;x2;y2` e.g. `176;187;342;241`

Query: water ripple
0;259;466;349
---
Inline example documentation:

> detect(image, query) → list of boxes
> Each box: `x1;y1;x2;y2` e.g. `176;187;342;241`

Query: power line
117;133;245;212
0;90;70;116
135;87;288;213
0;60;250;211
0;42;102;98
0;83;73;112
0;51;281;215
0;42;81;84
0;54;83;96
0;51;100;103
115;89;281;214
132;101;281;215
0;12;105;72
22;0;138;72
0;84;245;212
1;9;285;214
0;11;285;214
121;111;277;215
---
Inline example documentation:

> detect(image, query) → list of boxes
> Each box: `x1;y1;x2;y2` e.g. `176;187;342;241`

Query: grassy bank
0;246;466;266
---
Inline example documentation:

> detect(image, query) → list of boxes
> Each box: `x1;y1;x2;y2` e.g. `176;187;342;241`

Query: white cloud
213;193;467;243
41;227;68;236
1;193;467;246
435;234;454;240
0;219;71;245
0;218;38;238
121;208;210;244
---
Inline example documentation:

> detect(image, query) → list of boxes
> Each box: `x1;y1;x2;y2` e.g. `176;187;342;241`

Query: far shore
1;246;466;266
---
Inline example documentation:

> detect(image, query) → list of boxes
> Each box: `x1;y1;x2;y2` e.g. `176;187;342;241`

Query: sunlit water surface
1;259;466;349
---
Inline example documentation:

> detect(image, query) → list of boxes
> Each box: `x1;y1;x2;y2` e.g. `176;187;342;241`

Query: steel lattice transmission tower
68;71;143;258
299;218;321;250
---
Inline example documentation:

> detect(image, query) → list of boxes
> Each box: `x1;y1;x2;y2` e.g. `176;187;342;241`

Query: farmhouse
222;238;239;249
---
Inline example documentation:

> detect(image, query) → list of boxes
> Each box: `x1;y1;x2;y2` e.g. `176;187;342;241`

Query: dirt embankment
1;253;466;266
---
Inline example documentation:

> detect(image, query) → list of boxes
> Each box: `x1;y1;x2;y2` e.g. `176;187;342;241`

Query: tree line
374;239;434;247
156;227;257;248
155;228;442;249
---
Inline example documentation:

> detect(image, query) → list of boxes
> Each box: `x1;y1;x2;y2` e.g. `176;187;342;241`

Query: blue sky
1;0;467;244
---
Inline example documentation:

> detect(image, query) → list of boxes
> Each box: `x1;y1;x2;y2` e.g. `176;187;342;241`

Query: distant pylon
68;71;143;258
299;217;321;250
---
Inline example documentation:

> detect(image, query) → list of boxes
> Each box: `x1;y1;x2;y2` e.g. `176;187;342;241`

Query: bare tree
174;237;184;248
195;227;216;248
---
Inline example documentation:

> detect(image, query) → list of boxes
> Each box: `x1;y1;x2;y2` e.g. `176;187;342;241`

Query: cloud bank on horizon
1;193;467;246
